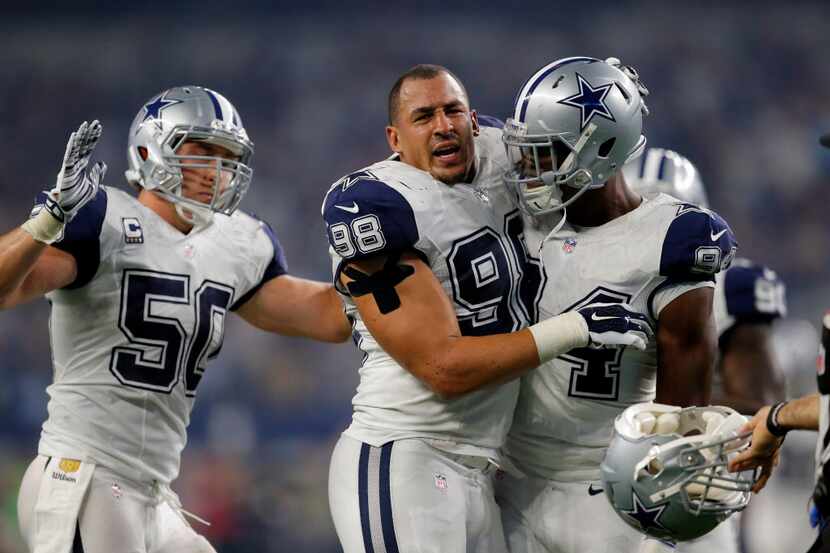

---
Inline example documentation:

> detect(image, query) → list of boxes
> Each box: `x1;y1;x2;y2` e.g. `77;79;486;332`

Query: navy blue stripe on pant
358;442;400;553
358;444;374;553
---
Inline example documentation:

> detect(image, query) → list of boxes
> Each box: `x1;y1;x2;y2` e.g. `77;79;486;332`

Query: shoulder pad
477;114;505;129
723;259;786;323
322;170;418;260
660;204;737;281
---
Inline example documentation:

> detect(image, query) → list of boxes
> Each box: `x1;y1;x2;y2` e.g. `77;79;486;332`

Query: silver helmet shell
125;86;254;226
623;147;709;208
503;56;648;215
600;403;755;543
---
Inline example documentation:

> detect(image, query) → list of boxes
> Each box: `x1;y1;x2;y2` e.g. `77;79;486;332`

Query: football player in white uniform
2;87;351;553
623;147;788;553
322;64;653;553
494;57;738;553
624;147;787;415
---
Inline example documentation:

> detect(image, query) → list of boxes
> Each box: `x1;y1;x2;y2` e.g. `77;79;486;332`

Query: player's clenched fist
22;120;107;244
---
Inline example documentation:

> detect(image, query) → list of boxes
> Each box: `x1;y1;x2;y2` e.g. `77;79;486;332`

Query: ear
386;125;401;154
470;109;480;136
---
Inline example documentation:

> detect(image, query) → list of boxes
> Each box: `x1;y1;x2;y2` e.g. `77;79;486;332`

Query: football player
623;147;788;553
322;64;653;553
494;57;738;553
623;147;787;415
4;87;351;553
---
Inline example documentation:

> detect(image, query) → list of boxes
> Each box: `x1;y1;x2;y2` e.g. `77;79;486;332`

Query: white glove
575;302;653;351
23;120;107;243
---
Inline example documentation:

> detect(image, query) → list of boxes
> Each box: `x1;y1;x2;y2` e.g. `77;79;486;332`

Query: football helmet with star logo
503;56;648;215
125;86;254;227
600;402;755;542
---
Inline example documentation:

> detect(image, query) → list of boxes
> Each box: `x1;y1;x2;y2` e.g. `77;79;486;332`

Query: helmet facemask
602;403;758;543
503;119;600;216
125;86;254;230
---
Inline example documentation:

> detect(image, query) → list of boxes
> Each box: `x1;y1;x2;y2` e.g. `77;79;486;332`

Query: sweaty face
388;74;478;185
176;141;238;206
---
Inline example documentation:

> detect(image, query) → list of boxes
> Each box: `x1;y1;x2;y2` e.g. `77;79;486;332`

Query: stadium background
1;1;828;551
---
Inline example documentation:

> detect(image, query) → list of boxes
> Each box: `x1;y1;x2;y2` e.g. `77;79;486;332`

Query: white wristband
528;311;589;363
21;208;65;244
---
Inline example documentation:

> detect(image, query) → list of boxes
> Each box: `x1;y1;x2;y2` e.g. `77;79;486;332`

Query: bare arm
715;323;785;415
729;393;819;491
342;252;542;398
655;286;716;406
0;227;77;309
235;274;352;343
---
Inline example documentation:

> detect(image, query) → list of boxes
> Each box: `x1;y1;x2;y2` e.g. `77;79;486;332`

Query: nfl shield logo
563;238;577;253
434;473;448;490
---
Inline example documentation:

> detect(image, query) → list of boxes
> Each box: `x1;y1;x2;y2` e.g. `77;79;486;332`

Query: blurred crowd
0;2;828;552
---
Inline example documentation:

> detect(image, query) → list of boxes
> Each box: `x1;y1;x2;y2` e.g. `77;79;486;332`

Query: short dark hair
387;64;469;125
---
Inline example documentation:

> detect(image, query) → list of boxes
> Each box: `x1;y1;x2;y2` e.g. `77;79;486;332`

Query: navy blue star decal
620;490;670;534
337;169;380;192
557;73;616;131
142;93;182;122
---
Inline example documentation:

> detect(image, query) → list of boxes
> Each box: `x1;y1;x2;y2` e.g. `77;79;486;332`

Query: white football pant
329;435;509;553
18;455;214;553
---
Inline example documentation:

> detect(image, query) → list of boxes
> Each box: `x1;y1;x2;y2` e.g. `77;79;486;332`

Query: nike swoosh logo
335;202;359;214
591;313;618;322
588;484;604;496
710;228;727;241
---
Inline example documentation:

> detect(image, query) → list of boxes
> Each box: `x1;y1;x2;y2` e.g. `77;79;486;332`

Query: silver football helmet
503;56;648;215
600;402;755;543
623;147;709;207
125;86;254;227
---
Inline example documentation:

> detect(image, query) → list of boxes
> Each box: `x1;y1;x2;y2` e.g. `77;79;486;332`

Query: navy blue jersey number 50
109;270;234;396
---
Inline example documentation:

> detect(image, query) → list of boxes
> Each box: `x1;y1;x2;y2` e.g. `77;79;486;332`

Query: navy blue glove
576;302;653;350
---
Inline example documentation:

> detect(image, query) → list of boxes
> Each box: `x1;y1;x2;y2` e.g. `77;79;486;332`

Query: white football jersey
38;186;285;484
505;193;736;481
321;126;545;458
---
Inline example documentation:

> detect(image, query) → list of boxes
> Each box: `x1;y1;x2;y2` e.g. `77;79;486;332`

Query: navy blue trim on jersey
358;443;374;553
477;114;505;129
39;188;108;289
517;57;596;122
72;520;85;553
324;175;420;286
230;217;288;311
203;88;224;121
723;261;785;324
379;442;400;553
659;206;737;282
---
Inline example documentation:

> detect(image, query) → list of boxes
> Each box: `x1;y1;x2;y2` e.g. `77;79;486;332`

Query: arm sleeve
322;175;419;278
723;260;787;324
34;188;108;289
659;206;738;282
230;218;288;311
